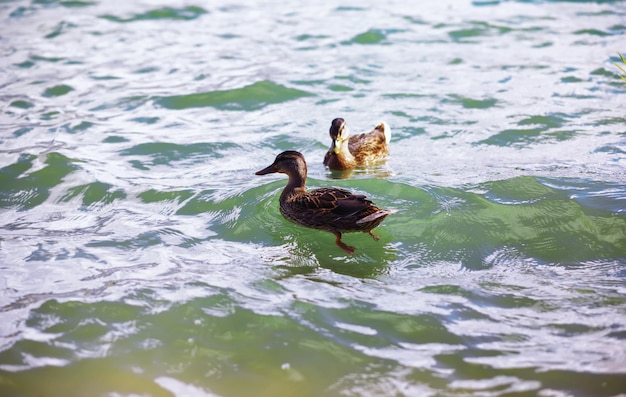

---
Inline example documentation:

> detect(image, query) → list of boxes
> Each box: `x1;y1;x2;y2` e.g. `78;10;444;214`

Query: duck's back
349;129;389;164
280;187;385;232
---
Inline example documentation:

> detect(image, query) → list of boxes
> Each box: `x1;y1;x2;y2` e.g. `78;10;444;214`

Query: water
1;0;625;396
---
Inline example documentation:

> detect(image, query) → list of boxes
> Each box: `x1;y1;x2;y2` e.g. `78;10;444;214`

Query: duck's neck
330;140;356;169
281;172;307;202
337;139;355;162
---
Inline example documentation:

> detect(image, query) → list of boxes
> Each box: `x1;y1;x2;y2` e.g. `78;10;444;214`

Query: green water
1;1;625;396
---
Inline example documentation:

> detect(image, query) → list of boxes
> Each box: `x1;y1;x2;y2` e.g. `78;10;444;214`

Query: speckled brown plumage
323;118;391;170
256;151;393;254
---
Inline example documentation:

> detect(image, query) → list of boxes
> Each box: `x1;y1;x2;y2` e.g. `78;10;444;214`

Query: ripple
477;127;577;147
119;142;240;168
344;29;387;45
60;182;126;208
41;84;73;98
0;152;79;211
444;95;498;109
9;100;34;109
154;81;314;111
99;6;208;23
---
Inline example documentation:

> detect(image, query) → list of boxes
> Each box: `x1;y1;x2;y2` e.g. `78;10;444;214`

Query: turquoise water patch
14;60;35;68
13;127;33;137
328;84;353;92
29;54;65;63
10;100;34;109
479;113;578;146
448;21;512;41
0;153;79;210
444;95;498;109
391;178;626;266
61;182;126;208
42;84;73;97
295;34;330;42
60;1;95;6
62;121;94;134
347;29;386;45
343;28;404;45
100;6;207;22
138;189;194;204
102;136;129;144
517;114;568;129
155;81;313;111
561;76;584;83
574;29;610;37
477;128;576;147
446;20;547;43
473;0;500;5
120;141;239;168
44;21;75;39
130;117;159;124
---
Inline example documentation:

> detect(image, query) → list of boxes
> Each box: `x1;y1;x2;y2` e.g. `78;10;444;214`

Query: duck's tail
374;121;391;145
356;209;396;224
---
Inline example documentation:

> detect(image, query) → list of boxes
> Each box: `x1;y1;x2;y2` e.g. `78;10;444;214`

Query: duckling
256;151;393;254
323;118;391;170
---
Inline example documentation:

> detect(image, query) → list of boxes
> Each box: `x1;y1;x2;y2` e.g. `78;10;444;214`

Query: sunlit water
1;0;625;396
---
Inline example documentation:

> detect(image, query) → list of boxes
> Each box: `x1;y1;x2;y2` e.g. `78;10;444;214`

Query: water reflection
324;163;393;180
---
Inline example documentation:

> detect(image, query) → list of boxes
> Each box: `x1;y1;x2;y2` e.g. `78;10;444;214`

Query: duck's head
255;150;308;178
329;118;350;154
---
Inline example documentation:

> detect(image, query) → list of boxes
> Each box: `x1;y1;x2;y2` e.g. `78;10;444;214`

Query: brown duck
323;118;391;170
256;151;393;254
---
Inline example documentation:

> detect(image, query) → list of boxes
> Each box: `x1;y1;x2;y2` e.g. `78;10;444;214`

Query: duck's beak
255;163;277;175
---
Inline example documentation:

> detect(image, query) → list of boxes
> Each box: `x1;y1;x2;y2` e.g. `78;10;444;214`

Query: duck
323;118;391;170
256;151;393;254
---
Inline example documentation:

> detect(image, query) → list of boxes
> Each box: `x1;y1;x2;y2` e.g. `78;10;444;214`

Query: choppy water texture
1;0;626;396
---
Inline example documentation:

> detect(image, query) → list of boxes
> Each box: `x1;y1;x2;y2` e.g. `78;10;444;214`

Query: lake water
1;0;625;396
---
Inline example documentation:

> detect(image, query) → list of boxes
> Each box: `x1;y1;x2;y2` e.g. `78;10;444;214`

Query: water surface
1;0;625;396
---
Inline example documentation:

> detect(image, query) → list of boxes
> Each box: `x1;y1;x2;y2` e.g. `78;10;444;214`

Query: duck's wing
291;187;350;210
348;122;390;163
348;130;387;151
291;188;371;213
285;187;389;232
